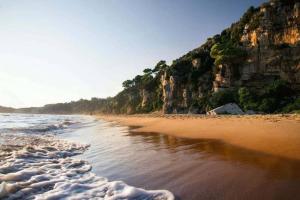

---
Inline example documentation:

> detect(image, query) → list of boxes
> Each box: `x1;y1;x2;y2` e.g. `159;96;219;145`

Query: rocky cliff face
214;0;300;92
161;72;176;113
156;0;300;114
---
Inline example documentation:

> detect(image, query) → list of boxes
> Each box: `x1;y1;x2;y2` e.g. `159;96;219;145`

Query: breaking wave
0;114;174;200
0;121;77;135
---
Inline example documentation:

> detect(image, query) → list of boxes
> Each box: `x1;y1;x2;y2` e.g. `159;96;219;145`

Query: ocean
0;113;173;200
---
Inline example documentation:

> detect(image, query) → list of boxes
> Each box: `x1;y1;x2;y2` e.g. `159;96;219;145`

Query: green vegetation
257;80;295;113
238;87;259;111
209;89;238;109
237;80;298;113
210;40;247;66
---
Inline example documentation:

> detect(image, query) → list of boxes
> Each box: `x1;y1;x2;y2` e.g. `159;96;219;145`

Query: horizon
0;0;265;108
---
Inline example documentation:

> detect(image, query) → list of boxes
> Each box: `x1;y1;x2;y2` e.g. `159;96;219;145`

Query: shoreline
97;114;300;160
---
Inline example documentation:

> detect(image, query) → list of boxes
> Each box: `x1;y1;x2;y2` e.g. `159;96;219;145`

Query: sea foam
0;133;174;200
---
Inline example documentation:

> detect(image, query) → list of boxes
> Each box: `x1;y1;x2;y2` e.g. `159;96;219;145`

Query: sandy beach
98;114;300;160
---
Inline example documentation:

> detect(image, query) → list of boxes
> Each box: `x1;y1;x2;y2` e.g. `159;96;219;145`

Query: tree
210;41;246;66
238;87;258;111
153;60;168;73
122;80;133;89
143;68;153;74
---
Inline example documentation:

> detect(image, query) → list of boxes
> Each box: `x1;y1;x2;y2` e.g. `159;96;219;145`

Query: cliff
108;0;300;114
220;0;300;92
2;0;299;115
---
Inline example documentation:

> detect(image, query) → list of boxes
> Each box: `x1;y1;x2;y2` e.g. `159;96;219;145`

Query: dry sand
98;114;300;160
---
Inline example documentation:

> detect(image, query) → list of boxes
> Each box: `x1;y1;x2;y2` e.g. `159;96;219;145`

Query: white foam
0;134;174;200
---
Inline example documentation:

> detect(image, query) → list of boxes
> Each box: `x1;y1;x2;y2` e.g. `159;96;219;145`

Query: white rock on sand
207;103;244;115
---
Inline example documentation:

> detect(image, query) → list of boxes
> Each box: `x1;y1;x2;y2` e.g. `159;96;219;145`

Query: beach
98;114;300;160
2;113;300;199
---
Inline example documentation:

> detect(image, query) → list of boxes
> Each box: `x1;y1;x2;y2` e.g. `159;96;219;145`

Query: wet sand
64;119;300;200
97;114;300;160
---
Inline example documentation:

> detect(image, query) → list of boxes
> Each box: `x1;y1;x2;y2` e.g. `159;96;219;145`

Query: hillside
2;0;300;115
0;106;15;113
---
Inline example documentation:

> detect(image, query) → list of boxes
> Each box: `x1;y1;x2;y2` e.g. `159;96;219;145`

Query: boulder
207;103;244;115
245;110;256;115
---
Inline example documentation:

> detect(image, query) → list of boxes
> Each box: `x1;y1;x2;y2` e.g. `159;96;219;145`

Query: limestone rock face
161;72;176;114
197;71;213;98
213;64;232;92
182;88;189;108
141;89;150;108
214;0;300;92
207;103;244;115
192;58;201;69
144;0;300;114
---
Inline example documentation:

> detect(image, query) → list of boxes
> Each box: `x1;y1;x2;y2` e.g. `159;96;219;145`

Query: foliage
191;96;210;114
210;40;247;66
209;89;238;109
238;87;258;111
122;80;133;89
237;80;297;113
281;98;300;113
258;98;278;113
264;79;294;99
257;80;295;113
153;60;168;73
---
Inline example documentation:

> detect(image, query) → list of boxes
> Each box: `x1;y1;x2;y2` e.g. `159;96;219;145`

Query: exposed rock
213;64;232;92
207;103;244;115
161;72;175;114
197;71;213;98
192;58;201;69
188;107;199;114
141;89;150;108
214;0;300;92
182;88;191;109
245;110;256;115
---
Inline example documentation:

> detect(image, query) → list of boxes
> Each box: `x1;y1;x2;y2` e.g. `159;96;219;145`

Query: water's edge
0;114;174;200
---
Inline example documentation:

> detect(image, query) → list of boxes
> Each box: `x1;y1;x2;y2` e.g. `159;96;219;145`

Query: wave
0;134;174;200
0;120;79;135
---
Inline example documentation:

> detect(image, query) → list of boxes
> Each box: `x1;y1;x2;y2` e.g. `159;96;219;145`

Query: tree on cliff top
210;40;246;66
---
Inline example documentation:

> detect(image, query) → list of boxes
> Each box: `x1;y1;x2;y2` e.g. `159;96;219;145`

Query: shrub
191;96;210;114
281;98;300;113
258;80;295;113
258;98;277;113
238;87;259;111
209;89;238;108
264;79;294;98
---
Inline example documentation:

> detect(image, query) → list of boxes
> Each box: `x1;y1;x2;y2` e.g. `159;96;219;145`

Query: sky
0;0;266;108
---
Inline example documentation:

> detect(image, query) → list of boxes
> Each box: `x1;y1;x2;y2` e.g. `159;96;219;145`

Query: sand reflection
126;130;300;180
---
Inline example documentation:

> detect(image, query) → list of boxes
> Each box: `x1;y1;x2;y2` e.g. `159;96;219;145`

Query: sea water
0;113;174;200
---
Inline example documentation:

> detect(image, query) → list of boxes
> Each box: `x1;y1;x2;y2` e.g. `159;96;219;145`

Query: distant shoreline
97;114;300;160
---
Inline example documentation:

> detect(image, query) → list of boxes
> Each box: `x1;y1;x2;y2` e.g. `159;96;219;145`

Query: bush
191;96;210;114
236;80;297;113
238;87;259;111
257;80;295;113
281;98;300;113
264;80;294;98
258;98;277;113
209;89;238;108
